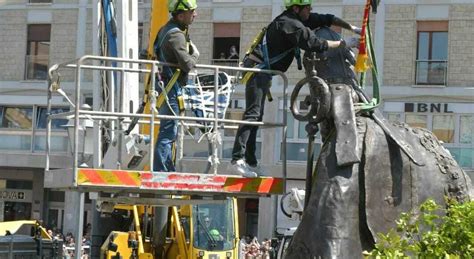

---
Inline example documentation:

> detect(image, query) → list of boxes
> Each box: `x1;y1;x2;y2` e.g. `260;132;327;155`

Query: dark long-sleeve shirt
155;19;199;84
256;11;334;72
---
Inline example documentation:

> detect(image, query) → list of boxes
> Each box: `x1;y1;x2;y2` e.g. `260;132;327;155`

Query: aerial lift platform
44;55;289;258
44;55;288;199
43;1;289;257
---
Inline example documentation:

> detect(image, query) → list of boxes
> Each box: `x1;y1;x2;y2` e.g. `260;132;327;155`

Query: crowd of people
240;236;274;259
46;227;91;258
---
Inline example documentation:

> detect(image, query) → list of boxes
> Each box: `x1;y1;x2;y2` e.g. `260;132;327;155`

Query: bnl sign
405;103;453;113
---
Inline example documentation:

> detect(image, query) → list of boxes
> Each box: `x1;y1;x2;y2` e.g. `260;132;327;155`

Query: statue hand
351;25;362;35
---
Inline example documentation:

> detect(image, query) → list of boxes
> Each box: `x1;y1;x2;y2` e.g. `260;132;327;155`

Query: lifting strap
355;0;380;112
357;16;380;111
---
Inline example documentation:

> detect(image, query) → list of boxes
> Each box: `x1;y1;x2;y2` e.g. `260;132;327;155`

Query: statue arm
332;16;361;34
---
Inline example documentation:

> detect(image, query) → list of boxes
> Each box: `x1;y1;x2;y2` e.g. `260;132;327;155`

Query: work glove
189;41;200;58
351;25;362;35
344;37;360;49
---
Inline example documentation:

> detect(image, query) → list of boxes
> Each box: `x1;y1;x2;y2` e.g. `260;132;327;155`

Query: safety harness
241;26;302;101
154;23;186;110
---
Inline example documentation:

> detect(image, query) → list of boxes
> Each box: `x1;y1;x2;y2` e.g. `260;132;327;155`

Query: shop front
0;182;33;222
383;101;474;171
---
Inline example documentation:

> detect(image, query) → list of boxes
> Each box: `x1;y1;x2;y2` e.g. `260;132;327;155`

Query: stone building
0;0;472;243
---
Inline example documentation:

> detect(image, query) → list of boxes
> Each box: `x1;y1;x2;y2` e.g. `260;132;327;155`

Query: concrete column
116;0;139;119
32;170;44;221
257;196;278;240
63;191;84;235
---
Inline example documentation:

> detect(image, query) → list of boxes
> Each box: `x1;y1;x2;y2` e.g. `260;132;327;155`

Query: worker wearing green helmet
230;0;362;177
168;0;197;13
153;0;199;172
284;0;313;8
209;229;224;241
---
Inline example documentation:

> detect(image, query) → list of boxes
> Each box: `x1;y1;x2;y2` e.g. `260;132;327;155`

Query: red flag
355;0;371;72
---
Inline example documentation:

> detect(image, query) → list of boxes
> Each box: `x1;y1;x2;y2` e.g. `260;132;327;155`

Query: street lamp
63;104;94;168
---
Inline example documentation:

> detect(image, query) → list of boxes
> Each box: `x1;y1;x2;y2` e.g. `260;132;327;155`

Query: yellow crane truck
100;198;239;259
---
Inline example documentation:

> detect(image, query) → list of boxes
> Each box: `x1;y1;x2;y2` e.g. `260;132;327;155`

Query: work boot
230;159;257;178
249;164;266;176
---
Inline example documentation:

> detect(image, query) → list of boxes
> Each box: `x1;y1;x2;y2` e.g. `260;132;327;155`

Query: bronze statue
284;27;473;259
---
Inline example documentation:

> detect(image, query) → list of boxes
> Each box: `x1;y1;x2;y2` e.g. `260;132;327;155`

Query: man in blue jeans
231;0;360;177
154;0;199;172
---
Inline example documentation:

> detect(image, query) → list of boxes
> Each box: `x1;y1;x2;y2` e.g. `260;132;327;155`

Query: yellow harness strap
156;69;181;109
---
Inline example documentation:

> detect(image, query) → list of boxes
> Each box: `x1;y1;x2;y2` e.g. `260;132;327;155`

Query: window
279;100;321;162
0;106;68;152
4;202;32;221
415;21;448;85
460;115;473;144
34;107;69;152
36;107;69;130
386;113;402;123
405;114;427;128
432;115;455;143
447;148;473;168
0;107;33;129
26;24;51;80
6;180;33;189
213;23;240;75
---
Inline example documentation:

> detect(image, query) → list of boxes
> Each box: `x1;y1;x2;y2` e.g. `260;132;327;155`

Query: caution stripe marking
77;169;283;195
78;169;141;187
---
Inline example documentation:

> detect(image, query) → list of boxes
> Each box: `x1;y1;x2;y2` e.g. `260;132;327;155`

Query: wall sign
0;189;32;203
384;102;473;114
405;103;453;113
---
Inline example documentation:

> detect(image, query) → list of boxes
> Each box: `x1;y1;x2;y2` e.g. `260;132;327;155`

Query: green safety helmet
168;0;197;13
284;0;313;8
209;229;220;237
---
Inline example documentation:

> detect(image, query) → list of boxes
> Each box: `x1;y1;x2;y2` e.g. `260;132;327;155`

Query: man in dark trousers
154;0;199;172
231;0;361;177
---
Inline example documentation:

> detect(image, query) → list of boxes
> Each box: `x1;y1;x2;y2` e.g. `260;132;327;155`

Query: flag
355;0;372;73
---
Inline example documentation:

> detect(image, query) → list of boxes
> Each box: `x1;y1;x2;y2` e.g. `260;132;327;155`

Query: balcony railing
211;59;240;77
415;60;447;85
25;55;49;80
29;0;52;3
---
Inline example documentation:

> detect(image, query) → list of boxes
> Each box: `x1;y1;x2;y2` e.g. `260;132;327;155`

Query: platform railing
46;55;288;189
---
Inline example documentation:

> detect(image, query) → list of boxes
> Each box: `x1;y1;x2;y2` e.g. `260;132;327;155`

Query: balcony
25;55;49;81
28;0;52;3
415;60;447;86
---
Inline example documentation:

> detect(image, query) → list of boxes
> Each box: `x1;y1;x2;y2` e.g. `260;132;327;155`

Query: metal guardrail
46;55;288;182
211;59;240;76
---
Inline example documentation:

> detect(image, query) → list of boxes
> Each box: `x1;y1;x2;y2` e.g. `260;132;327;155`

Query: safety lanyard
154;24;185;108
260;33;295;70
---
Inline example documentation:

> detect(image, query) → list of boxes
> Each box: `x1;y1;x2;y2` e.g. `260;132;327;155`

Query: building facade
0;0;472;242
